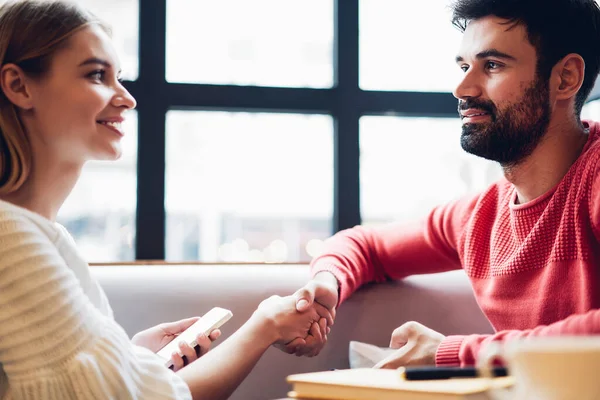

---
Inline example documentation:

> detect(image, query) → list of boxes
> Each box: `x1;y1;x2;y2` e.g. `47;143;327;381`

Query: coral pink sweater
311;121;600;366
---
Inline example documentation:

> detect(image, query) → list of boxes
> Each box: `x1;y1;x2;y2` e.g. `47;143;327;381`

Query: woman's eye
88;70;105;81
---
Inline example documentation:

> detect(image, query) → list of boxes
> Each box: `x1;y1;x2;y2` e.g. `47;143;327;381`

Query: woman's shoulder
0;199;60;241
0;200;66;274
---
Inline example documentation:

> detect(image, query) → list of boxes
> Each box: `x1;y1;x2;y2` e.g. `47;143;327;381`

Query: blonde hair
0;0;106;194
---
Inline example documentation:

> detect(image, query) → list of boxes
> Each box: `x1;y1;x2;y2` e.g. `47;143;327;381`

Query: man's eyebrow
455;49;517;63
78;57;122;75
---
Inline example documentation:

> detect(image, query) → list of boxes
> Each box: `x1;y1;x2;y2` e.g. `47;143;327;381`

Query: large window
59;1;600;262
165;112;333;262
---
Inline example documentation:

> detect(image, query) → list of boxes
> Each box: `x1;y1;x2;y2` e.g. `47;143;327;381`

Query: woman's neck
0;158;83;222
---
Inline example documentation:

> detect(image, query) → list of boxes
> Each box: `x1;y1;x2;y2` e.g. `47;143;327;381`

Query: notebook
286;368;514;400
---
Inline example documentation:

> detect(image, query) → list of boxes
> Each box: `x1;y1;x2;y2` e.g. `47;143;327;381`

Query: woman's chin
91;146;123;162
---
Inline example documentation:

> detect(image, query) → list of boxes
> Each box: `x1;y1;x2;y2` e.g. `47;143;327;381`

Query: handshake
254;271;340;358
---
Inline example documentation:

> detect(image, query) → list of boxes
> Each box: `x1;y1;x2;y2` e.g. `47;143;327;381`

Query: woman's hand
253;295;332;348
132;317;222;371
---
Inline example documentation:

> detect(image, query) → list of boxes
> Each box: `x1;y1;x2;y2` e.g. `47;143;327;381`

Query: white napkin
348;340;397;369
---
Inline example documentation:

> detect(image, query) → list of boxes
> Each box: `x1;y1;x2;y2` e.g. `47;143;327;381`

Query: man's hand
295;273;339;315
132;317;221;371
275;272;339;357
373;321;445;369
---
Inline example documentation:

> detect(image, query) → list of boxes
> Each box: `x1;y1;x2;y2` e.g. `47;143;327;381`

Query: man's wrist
313;271;341;307
313;271;339;290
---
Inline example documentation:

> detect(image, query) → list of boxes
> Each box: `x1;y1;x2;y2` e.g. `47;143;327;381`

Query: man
286;0;600;367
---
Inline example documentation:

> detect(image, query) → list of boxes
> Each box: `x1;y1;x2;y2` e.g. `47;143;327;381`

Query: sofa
91;264;493;400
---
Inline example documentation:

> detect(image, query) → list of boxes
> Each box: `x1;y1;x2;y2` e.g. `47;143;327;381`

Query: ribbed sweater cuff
435;335;465;366
310;262;345;306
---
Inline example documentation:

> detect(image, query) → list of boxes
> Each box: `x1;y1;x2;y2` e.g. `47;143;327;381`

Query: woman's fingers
195;333;212;357
170;351;185;372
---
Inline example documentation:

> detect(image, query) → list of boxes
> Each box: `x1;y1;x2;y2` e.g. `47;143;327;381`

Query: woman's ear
0;63;34;110
553;53;585;102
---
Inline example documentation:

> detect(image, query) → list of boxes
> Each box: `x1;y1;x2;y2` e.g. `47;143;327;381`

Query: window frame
123;0;465;259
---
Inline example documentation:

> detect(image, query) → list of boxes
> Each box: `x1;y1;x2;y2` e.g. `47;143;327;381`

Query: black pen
402;366;508;380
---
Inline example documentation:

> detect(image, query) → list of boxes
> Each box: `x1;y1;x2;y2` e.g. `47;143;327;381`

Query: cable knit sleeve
310;193;480;304
0;212;191;400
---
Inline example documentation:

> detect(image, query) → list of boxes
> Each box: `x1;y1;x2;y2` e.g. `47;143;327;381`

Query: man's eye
460;64;469;72
485;61;500;70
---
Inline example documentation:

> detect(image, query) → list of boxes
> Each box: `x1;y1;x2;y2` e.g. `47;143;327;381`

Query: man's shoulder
442;179;512;227
470;178;513;207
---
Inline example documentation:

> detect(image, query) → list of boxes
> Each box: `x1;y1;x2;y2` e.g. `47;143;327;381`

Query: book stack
286;368;514;400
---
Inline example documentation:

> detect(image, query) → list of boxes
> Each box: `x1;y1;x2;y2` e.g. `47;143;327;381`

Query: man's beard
459;76;551;167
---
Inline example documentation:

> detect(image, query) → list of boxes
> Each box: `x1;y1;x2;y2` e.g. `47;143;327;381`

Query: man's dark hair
451;0;600;117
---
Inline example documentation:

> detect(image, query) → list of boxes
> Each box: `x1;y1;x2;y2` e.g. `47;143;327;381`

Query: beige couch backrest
92;264;493;400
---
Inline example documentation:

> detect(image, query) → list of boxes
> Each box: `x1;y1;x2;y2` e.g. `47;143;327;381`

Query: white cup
477;336;600;400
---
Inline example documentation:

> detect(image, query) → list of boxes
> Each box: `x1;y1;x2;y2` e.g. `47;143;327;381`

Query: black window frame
124;0;460;260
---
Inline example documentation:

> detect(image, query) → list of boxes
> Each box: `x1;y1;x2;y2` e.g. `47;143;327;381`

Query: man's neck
505;118;588;205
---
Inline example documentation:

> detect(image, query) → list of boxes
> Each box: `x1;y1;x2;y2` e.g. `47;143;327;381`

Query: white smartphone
156;307;233;368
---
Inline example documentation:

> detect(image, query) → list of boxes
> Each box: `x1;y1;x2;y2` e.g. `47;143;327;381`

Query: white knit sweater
0;200;192;399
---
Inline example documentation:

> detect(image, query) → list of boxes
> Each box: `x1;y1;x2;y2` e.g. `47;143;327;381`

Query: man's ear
0;63;34;110
552;53;585;102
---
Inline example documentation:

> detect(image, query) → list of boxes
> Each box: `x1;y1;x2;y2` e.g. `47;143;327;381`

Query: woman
0;1;330;399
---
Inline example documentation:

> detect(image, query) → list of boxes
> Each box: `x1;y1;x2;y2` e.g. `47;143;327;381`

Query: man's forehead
458;16;533;59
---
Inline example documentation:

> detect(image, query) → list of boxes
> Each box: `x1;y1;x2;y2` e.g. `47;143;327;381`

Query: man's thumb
373;354;394;369
373;350;403;370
